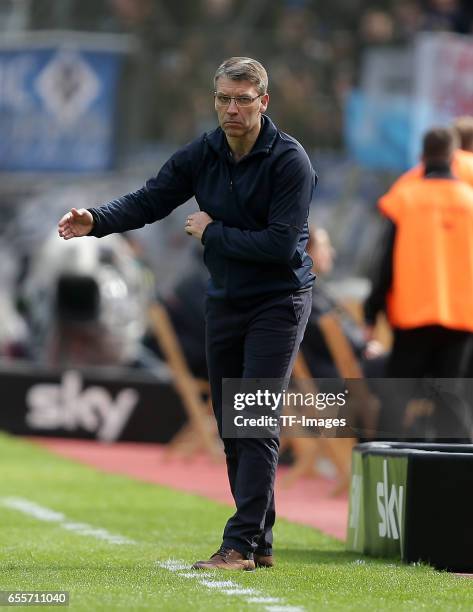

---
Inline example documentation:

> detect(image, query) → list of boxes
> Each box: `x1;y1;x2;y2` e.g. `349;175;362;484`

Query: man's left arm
201;151;316;263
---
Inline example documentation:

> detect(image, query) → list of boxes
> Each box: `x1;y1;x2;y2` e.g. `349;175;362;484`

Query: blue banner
345;34;473;172
0;35;127;171
344;90;411;173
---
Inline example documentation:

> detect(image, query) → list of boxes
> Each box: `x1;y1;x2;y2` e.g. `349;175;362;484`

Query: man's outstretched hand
58;208;94;240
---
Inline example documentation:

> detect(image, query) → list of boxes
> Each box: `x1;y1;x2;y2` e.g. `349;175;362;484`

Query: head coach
58;57;317;571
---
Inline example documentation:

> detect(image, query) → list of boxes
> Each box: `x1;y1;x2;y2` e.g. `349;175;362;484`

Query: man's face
214;77;269;139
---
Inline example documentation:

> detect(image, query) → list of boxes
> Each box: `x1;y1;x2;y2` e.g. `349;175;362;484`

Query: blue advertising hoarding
0;32;130;172
344;90;411;173
345;33;473;172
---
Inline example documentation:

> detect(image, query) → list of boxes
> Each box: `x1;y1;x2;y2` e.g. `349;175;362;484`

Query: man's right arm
88;146;196;237
58;143;197;240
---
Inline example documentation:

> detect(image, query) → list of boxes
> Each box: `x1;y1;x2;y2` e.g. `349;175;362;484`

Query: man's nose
226;99;239;113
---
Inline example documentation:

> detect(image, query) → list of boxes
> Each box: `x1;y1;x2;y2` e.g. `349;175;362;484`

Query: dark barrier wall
347;441;473;572
406;449;473;571
0;361;186;443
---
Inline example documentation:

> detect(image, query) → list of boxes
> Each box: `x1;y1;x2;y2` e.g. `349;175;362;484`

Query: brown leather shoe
254;553;274;568
192;547;255;571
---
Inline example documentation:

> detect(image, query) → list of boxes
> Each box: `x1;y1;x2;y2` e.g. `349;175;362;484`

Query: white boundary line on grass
1;497;136;545
157;559;304;612
1;497;304;612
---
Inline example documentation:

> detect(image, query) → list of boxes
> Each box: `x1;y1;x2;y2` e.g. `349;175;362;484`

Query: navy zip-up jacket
89;115;317;300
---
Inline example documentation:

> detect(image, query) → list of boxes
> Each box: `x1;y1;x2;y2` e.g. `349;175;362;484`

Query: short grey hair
214;57;268;95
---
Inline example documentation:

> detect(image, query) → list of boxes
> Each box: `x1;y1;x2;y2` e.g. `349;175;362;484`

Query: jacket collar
424;161;454;179
205;114;278;159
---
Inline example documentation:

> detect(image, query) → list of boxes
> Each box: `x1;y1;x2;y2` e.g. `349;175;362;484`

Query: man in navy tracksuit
58;57;317;571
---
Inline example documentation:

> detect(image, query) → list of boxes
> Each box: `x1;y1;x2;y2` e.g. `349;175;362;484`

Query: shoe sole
191;563;256;571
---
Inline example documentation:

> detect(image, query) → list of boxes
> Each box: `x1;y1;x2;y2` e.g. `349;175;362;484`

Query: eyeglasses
214;92;263;108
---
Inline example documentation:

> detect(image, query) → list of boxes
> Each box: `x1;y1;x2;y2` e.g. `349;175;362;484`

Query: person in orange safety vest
388;116;473;192
364;127;473;378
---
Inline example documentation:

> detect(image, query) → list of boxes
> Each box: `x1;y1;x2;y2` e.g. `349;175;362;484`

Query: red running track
32;438;348;541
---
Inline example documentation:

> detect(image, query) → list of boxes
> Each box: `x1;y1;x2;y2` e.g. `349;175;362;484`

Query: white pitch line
158;560;189;571
222;587;259;595
156;559;305;612
2;497;65;522
179;571;204;579
266;607;305;612
1;497;135;545
2;498;303;612
199;579;236;588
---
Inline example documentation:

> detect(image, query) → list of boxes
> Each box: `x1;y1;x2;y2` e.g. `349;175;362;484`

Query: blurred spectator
453;116;473;153
364;127;473;378
359;9;395;45
421;0;472;34
301;227;386;379
144;247;209;379
202;0;234;22
392;1;423;41
108;0;154;27
387;116;473;192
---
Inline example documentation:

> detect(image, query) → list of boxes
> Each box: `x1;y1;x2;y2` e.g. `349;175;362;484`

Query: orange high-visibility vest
391;150;473;191
379;177;473;331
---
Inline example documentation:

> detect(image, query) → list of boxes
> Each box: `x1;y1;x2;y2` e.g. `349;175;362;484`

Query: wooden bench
148;302;221;459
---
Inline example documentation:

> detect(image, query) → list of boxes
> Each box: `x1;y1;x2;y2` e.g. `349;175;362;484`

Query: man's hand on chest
185;211;214;240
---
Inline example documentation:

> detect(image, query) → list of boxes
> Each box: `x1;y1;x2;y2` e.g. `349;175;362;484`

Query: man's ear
260;93;269;113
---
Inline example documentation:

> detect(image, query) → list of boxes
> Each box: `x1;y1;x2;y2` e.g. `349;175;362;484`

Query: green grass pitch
0;432;472;611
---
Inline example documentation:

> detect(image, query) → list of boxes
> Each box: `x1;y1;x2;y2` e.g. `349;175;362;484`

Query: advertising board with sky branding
347;442;473;572
365;454;407;558
347;446;407;560
0;362;185;443
346;450;364;553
